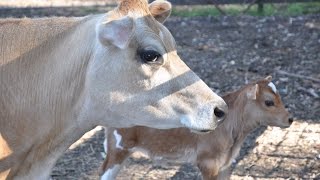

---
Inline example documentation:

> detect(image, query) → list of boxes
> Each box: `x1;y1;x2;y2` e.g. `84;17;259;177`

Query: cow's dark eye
265;100;275;107
140;50;161;63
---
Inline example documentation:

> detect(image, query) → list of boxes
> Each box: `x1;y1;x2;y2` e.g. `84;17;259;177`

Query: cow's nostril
214;107;225;119
288;117;293;124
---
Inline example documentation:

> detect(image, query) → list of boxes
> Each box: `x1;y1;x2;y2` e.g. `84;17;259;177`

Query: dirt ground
1;2;319;180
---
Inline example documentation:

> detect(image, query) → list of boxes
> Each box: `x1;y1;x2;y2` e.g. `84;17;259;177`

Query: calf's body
102;77;292;180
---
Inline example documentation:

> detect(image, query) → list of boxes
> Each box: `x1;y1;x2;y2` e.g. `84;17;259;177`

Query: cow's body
0;16;98;179
101;77;293;180
0;0;228;179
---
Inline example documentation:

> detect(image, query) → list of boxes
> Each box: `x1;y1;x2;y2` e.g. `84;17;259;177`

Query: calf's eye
265;100;275;107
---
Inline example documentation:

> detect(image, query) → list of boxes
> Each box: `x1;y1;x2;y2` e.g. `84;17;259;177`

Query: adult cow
0;0;227;179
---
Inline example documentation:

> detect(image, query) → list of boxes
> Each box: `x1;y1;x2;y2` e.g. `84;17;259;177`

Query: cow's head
244;76;293;128
87;0;227;132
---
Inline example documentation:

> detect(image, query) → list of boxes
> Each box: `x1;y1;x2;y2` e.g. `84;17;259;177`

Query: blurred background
1;0;320;17
1;0;319;179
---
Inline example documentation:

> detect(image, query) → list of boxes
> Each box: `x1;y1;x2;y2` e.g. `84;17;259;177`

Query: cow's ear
149;0;172;23
247;84;259;100
98;16;134;49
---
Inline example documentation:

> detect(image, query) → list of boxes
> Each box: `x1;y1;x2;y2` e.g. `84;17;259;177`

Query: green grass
171;3;320;17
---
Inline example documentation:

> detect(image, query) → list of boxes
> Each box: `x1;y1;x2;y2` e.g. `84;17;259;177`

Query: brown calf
100;76;292;180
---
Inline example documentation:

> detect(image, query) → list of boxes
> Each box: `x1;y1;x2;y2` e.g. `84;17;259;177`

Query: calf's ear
265;76;272;82
149;0;172;23
98;16;134;49
247;84;259;100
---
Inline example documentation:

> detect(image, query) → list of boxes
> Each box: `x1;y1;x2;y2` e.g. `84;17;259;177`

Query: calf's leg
216;167;231;180
100;129;134;180
197;159;220;180
100;148;130;180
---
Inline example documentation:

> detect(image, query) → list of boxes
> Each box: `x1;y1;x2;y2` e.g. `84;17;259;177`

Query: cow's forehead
118;0;149;16
157;25;176;51
135;17;176;52
135;15;160;34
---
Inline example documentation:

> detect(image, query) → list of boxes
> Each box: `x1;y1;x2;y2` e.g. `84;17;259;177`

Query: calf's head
87;0;227;132
244;76;292;128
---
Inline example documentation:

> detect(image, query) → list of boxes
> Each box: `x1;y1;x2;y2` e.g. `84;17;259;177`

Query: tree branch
276;70;320;83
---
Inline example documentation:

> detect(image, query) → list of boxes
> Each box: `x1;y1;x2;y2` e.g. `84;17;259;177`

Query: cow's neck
0;15;103;179
29;16;101;178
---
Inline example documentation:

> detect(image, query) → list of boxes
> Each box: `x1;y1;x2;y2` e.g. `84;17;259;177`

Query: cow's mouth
180;115;219;134
199;129;211;133
280;125;291;129
190;128;213;134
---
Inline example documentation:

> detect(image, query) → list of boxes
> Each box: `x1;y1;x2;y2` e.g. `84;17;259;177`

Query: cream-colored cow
0;0;227;179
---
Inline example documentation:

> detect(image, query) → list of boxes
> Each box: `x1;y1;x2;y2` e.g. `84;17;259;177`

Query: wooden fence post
257;0;264;14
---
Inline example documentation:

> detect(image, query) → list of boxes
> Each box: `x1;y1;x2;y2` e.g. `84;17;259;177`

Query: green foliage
172;6;220;17
171;3;320;17
286;3;320;15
